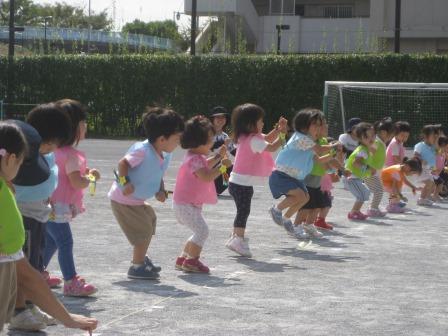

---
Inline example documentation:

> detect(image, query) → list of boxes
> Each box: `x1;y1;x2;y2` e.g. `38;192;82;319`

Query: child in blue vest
109;107;184;280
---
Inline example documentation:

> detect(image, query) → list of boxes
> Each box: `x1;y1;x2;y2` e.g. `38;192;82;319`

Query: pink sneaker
41;271;62;288
175;257;185;271
387;203;405;213
181;258;210;273
63;275;97;297
366;208;387;218
348;211;368;220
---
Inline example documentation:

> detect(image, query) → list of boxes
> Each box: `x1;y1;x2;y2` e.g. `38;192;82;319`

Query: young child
109;107;184;280
432;136;448;201
414;124;440;206
363;117;395;217
225;103;287;257
344;122;377;220
339;117;362;158
208;106;235;195
385;121;411;167
381;157;422;213
173;116;232;273
43;99;100;297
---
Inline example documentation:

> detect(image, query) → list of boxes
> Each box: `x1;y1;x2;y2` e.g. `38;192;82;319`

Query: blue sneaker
398;200;407;208
127;264;160;280
282;218;295;234
144;256;161;273
269;206;283;226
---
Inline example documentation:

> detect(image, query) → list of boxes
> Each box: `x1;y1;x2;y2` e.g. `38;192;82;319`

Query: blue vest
127;140;171;200
275;132;315;180
14;153;59;203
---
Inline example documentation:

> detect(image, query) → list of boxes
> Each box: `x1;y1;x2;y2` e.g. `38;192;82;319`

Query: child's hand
89;168;101;181
224;138;232;147
155;190;167;203
218;145;227;158
122;183;135;196
277;117;288;133
221;158;232;168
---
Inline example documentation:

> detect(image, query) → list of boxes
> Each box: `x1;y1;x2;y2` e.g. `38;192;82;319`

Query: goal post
323;81;448;144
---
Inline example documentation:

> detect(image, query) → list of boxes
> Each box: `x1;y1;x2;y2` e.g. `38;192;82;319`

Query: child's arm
264;136;284;152
155;180;167;203
68;171;90;190
207;145;227;169
403;176;420;194
314;142;340;156
264;117;287;143
117;158;135;196
195;160;232;182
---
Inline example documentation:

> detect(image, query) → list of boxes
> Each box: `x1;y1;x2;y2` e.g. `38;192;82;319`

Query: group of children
1;100;447;332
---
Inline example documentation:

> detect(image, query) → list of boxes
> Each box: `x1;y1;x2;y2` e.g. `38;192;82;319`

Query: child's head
56;99;87;146
0;122;27;181
209;106;229;133
402;157;423;176
26;103;72;154
318;118;328;138
394;121;411;144
421;124;440;145
293;108;324;140
374;117;395;143
231;103;265;142
141;106;184;153
181;116;215;154
353;122;375;146
346;117;362;135
438;135;448;152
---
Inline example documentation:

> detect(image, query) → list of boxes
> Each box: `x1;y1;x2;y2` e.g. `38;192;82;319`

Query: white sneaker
8;308;47;331
226;235;252;258
304;224;323;238
269;206;283;226
293;225;309;239
29;305;58;326
417;198;434;206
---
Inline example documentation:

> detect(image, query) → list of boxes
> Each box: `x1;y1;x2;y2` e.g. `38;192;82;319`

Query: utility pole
394;0;401;53
8;0;15;59
190;0;197;56
87;0;91;53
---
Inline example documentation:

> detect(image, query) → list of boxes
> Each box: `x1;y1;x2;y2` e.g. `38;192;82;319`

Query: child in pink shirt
173;116;231;273
385;121;410;167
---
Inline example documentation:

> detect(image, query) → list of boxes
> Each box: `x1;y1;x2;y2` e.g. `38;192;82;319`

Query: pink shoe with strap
182;258;210;273
41;271;62;288
63;275;97;297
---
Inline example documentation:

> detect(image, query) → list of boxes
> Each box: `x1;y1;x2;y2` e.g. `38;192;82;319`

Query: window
295;4;305;16
269;0;296;15
323;5;353;18
283;0;295;15
270;0;282;14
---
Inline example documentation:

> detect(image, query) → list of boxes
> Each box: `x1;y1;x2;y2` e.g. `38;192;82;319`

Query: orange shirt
381;165;405;191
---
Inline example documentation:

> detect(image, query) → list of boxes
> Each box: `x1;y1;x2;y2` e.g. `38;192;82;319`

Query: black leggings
228;182;254;229
22;216;46;272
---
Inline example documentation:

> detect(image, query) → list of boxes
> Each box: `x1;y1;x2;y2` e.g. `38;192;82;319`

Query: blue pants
43;221;76;281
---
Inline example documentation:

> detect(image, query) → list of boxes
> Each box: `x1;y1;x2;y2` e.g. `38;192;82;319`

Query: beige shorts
0;262;17;332
111;201;156;246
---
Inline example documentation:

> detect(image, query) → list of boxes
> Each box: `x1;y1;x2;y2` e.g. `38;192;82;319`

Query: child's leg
43;223;58;270
420;179;433;199
305;209;320;225
364;175;384;210
318;207;330;219
0;262;17;331
297;209;308;224
345;178;370;213
229;183;254;238
352;201;364;212
292;191;310;225
175;205;209;259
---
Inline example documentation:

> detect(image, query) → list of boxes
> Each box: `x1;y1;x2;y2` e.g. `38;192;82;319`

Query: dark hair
231;103;265;142
374;117;394;134
421;124;440;138
55;99;87;146
394;121;411;134
26;103;72;146
0;122;28;165
141;106;184;144
293;108;324;133
403;156;422;174
438;135;448;147
181;116;214;149
353;122;374;140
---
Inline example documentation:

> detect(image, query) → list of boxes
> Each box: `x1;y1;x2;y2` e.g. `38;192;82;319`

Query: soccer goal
323;81;448;144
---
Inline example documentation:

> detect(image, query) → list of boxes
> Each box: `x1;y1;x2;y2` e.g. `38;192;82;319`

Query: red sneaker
41;271;62;288
348;211;368;220
182;258;210;273
314;217;333;230
175;257;185;271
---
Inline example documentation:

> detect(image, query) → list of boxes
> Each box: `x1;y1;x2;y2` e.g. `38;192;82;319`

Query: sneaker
348;211;368;220
398;200;407;208
29;305;58;326
226;235;252;258
304;224;323;238
127;264;160;280
175;256;185;271
63;276;97;297
41;270;62;288
144;256;161;272
417;198;434;206
314;217;333;230
366;208;387;218
182;258;210;273
269;206;283;226
292;225;310;239
387;203;405;213
8;309;46;331
282;218;295;234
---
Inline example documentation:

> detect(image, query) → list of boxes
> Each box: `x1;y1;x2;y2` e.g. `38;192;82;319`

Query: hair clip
0;149;6;157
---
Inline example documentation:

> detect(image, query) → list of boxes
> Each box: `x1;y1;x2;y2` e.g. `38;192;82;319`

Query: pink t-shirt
173;152;217;206
385;137;405;167
320;173;333;192
108;148;148;206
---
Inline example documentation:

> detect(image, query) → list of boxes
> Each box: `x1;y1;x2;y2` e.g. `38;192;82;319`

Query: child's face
40;141;58;155
256;118;264;134
380;130;394;144
196;131;214;155
308;120;322;140
212;115;226;132
318;120;328;138
160;132;181;153
396;131;409;144
425;132;438;145
360;128;376;146
0;153;24;181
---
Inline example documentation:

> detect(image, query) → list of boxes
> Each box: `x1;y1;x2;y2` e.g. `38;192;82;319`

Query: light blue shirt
275;132;315;180
414;141;436;168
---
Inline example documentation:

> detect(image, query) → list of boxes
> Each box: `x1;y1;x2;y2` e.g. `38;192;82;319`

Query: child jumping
173;116;232;273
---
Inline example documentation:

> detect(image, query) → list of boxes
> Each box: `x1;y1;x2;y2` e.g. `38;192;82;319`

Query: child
432;136;448;201
173;116;232;273
381;157;422;213
344;122;377;220
363;117;395;217
208;106;235;195
109;107;184;280
225;103;287;257
339;117;362;158
43;99;100;297
385;121;411;167
414;124;440;206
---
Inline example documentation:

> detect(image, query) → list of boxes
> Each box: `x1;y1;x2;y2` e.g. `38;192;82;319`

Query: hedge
1;54;448;138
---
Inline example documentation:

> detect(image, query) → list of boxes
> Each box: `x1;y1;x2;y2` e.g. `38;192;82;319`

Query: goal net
323;81;448;144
